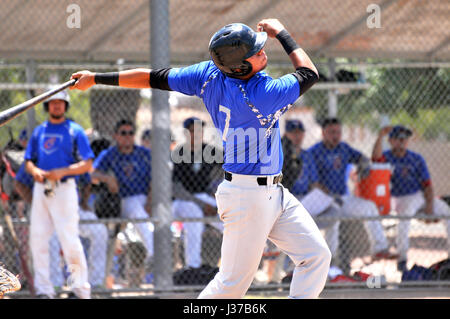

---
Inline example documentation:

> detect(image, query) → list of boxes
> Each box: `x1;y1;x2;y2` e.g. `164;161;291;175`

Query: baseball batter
372;125;450;271
24;90;94;299
71;18;331;299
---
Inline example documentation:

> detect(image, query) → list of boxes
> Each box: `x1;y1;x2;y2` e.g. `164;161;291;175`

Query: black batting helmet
209;23;267;78
43;90;70;112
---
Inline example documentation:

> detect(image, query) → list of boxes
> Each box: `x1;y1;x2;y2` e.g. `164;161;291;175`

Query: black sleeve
150;68;172;91
291;67;319;96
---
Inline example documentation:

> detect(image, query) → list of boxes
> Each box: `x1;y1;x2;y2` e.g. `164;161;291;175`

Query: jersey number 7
219;105;231;142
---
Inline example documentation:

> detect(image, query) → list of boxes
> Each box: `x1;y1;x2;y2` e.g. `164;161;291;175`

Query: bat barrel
0;79;77;127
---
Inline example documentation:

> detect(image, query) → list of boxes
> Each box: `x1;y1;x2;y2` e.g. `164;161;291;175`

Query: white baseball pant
121;194;154;259
198;174;331;299
29;179;90;299
50;209;108;288
295;194;388;260
173;193;223;268
392;191;450;261
336;195;390;255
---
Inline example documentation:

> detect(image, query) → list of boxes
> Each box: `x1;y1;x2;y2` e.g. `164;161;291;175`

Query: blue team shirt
291;150;319;197
24;120;95;180
93;145;152;198
168;60;300;175
376;150;431;196
309;142;363;195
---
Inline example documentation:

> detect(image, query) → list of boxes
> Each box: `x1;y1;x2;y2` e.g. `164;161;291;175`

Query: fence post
150;0;173;290
25;60;36;134
327;58;338;117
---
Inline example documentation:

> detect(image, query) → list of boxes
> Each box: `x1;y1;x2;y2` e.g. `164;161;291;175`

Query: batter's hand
257;19;285;38
70;70;96;91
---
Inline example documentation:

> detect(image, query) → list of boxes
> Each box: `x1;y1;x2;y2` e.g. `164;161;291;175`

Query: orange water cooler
356;163;392;215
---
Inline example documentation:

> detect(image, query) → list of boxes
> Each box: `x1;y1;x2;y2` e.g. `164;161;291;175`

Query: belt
60;177;75;184
224;171;283;186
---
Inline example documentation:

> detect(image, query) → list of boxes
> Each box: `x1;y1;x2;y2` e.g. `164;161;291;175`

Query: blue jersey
309;142;362;195
168;60;300;175
93;145;151;198
291;150;319;197
375;150;431;196
15;163;34;189
24;119;94;180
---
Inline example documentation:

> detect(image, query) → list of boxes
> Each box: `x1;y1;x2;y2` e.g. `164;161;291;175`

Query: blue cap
389;125;412;139
183;117;204;129
285;120;305;132
19;129;28;141
141;129;151;140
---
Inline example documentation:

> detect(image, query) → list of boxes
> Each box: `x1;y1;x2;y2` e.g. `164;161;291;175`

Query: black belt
224;171;283;186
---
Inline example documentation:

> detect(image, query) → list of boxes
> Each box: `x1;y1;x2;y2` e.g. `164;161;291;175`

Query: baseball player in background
15;163;107;291
281;120;344;279
91;119;154;267
70;18;331;299
172;117;224;270
308;118;397;261
372;125;450;271
24;91;94;299
49;173;108;290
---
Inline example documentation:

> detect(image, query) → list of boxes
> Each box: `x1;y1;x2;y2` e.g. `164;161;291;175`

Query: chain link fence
0;0;449;298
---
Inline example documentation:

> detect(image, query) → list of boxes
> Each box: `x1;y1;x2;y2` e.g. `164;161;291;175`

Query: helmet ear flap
209;23;267;78
228;60;253;78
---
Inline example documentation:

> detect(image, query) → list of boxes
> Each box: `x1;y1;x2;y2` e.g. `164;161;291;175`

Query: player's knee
312;241;332;268
360;199;378;216
315;240;332;265
188;201;205;217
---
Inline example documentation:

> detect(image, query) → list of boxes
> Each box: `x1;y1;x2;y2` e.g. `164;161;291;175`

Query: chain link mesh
0;0;449;298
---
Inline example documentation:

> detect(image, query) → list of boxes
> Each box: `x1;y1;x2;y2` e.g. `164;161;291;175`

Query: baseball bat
0;79;77;127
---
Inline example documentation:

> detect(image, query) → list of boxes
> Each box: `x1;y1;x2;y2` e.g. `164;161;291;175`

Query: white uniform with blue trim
24;119;95;299
167;60;331;298
375;150;450;262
